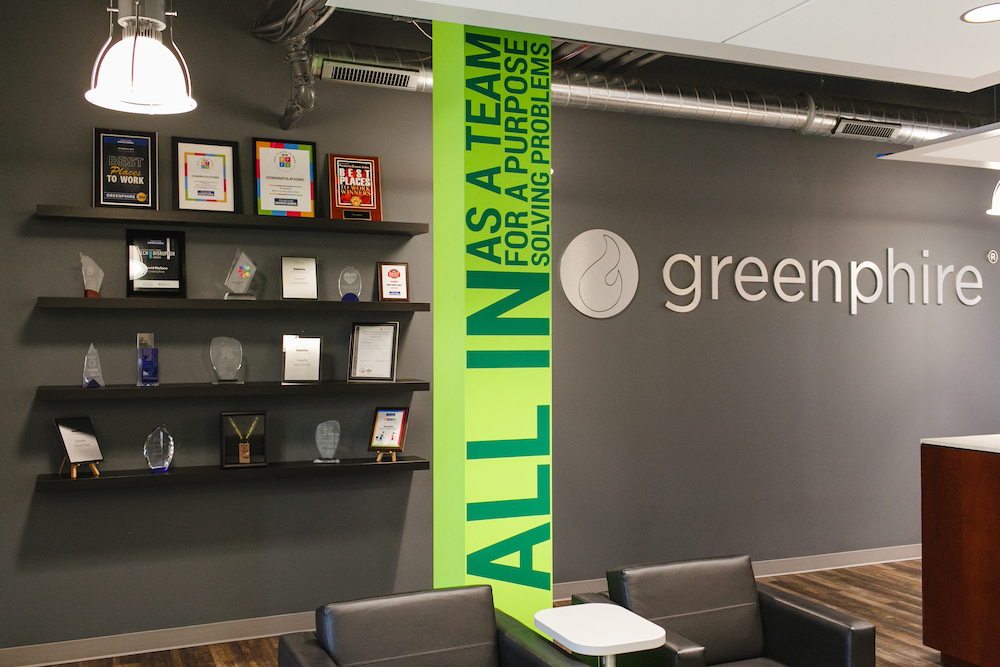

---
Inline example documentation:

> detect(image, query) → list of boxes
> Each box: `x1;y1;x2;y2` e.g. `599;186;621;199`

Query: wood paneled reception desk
921;435;1000;667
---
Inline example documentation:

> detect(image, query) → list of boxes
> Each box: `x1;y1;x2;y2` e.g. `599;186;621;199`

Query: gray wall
0;2;433;648
3;0;999;650
551;108;1000;581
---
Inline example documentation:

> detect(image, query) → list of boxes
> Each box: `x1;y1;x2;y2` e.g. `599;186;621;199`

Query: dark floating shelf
35;456;430;492
35;205;429;237
36;379;430;401
36;297;429;312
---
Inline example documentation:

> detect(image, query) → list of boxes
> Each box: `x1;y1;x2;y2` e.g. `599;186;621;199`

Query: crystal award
143;425;174;473
82;344;105;388
80;253;104;298
210;337;243;383
224;249;257;300
136;333;158;386
314;420;341;463
338;266;362;302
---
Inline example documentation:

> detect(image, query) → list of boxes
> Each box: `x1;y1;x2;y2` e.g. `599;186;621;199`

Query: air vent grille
320;61;418;90
833;119;901;140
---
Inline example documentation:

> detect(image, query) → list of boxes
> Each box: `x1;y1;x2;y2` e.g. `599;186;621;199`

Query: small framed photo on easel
54;417;104;479
369;407;408;462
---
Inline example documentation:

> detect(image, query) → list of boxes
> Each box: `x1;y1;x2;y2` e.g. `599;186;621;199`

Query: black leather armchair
279;584;586;667
572;555;874;667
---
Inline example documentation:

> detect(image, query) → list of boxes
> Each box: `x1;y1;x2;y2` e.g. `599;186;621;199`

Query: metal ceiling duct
308;39;988;143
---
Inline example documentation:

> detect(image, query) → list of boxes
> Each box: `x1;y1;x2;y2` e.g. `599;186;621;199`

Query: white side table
534;602;666;667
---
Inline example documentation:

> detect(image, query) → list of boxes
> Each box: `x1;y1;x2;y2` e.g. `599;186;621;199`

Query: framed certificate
94;128;157;209
349;322;399;382
281;256;318;299
220;411;267;468
282;334;322;384
328;154;382;221
369;407;409;455
126;229;186;297
254;138;316;217
54;417;104;464
172;137;240;212
377;262;409;301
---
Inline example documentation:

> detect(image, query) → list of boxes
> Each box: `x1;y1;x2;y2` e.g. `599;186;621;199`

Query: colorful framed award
254;138;316;217
328;154;382;221
94;128;157;209
172;137;240;212
349;322;399;382
368;407;408;462
377;262;409;301
126;229;186;298
220;411;267;468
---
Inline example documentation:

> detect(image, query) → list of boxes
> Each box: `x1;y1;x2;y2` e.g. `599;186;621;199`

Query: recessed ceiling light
962;3;1000;22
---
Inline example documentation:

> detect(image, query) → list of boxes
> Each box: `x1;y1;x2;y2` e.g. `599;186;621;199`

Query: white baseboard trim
3;544;923;666
551;544;922;601
0;611;315;667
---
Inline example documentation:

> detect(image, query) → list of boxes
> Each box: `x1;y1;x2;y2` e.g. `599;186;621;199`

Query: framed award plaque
348;322;399;382
377;262;409;301
172;137;241;213
328;155;382;221
220;411;267;468
94;128;157;209
254;138;316;217
126;229;186;297
282;334;322;384
369;407;408;462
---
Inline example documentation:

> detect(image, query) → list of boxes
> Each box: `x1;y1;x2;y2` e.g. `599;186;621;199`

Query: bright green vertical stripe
432;20;468;589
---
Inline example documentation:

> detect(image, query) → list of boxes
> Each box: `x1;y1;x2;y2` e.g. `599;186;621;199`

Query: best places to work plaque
94;128;157;209
328;155;382;221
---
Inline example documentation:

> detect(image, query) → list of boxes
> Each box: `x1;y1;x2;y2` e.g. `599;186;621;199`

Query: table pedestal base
600;655;615;667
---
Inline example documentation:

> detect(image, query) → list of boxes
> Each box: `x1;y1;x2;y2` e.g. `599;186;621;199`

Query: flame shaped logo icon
579;234;623;312
559;229;639;319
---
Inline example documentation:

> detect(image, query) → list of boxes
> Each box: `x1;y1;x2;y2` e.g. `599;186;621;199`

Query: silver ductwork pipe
308;40;987;143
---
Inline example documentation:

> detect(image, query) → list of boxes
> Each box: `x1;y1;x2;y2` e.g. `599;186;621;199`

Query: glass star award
314;420;341;463
224;249;257;300
210;337;243;383
82;344;105;388
339;266;362;301
143;425;174;474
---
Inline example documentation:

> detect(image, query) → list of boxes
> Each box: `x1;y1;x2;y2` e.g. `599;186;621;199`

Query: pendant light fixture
85;0;196;115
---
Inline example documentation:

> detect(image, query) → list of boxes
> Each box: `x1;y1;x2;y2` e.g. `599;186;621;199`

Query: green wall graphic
433;22;553;624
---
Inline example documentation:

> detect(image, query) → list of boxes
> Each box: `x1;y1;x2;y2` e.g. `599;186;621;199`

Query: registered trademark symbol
989;250;999;264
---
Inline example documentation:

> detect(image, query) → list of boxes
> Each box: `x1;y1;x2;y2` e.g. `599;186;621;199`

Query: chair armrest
757;583;875;667
662;630;706;667
571;592;613;605
496;608;586;667
278;632;339;667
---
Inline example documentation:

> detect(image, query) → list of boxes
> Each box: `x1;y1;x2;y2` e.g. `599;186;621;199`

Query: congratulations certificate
349;323;399;381
254;139;316;217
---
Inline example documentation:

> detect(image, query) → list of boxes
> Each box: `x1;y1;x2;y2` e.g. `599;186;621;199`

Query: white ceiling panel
333;0;1000;91
880;122;1000;170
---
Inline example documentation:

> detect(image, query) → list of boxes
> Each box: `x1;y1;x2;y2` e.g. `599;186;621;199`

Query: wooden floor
63;559;940;667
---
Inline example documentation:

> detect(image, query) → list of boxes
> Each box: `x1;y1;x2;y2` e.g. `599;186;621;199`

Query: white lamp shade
85;36;196;114
988;180;1000;216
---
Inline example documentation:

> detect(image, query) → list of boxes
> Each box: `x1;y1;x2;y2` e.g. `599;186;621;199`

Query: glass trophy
143;425;174;473
80;253;104;298
137;333;158;386
224;249;257;300
210;337;244;384
82;344;105;388
314;420;341;463
338;266;362;302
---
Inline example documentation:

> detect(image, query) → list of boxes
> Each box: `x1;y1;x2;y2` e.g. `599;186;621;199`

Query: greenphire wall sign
433;22;554;625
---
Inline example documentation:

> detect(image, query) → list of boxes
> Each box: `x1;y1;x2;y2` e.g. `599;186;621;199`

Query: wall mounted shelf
36;380;430;401
36;205;429;237
36;297;430;312
35;456;430;492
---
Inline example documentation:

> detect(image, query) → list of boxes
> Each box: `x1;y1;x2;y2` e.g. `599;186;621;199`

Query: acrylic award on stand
137;333;158;386
82;344;105;388
80;253;104;298
210;337;243;383
224;249;257;300
314;420;341;463
339;266;362;301
143;425;174;473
